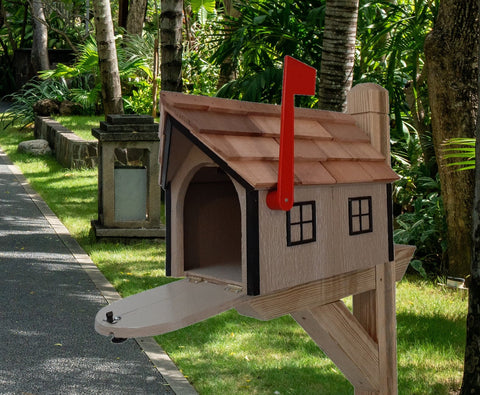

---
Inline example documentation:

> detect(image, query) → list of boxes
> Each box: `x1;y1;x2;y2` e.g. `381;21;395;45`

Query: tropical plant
40;36;153;114
210;0;324;104
183;9;221;96
393;173;446;276
391;120;446;276
441;138;475;171
1;78;70;129
189;0;217;25
355;0;438;160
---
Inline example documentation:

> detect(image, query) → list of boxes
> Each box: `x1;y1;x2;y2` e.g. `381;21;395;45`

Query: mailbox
159;87;397;296
95;69;414;394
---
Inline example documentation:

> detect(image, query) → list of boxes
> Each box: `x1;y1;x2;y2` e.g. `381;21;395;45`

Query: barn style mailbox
96;59;415;394
91;115;165;238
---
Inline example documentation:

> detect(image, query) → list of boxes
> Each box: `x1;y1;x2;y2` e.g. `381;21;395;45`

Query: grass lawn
0;120;468;394
53;115;104;141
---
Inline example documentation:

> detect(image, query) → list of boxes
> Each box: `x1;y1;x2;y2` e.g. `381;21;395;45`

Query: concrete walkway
0;148;196;394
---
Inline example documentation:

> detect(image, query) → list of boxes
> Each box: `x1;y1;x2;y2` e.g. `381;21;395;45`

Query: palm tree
31;0;49;73
92;0;124;115
160;0;183;92
126;0;149;36
317;0;359;112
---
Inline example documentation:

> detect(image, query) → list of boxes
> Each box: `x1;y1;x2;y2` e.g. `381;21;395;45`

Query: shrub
1;78;70;129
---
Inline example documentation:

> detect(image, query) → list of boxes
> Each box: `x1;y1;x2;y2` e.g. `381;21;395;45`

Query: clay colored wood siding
258;184;389;294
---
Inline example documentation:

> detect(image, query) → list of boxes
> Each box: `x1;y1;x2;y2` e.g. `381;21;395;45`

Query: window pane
287;201;316;246
359;214;367;232
302;204;313;221
351;217;361;233
349;196;372;235
302;223;313;240
290;224;302;243
350;200;360;216
290;206;300;223
361;198;370;213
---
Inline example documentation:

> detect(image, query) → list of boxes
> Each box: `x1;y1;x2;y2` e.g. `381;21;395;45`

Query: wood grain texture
95;279;249;338
169;146;218;277
235;266;376;320
292;301;379;392
168;141;249;288
353;261;398;395
257;184;389;294
347;84;390;166
236;245;414;321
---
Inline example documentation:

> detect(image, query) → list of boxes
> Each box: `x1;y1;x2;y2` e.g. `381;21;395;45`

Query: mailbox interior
183;166;242;285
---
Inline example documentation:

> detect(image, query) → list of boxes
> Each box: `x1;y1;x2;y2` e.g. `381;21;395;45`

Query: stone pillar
91;114;165;238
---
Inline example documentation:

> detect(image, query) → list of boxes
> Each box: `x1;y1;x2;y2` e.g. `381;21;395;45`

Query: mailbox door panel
95;279;248;338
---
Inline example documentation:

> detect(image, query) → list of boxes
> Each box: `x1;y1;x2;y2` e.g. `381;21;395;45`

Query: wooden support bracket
235;244;414;321
292;301;380;392
236;244;414;394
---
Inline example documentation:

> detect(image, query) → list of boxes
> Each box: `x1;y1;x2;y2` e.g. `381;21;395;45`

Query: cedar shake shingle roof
160;92;399;189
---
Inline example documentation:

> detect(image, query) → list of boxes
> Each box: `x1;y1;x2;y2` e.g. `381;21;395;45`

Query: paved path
0;148;196;394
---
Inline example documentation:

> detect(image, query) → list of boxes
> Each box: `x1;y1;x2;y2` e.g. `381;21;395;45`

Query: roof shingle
160;92;399;189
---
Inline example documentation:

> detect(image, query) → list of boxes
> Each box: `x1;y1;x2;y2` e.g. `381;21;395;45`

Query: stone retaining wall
34;116;98;169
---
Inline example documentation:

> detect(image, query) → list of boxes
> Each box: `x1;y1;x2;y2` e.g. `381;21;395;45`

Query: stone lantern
91;114;165;238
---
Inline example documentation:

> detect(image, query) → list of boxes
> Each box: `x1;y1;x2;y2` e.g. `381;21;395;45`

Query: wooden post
347;83;390;165
353;261;398;395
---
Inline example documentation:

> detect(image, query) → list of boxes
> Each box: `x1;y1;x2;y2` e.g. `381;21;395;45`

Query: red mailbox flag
266;56;317;211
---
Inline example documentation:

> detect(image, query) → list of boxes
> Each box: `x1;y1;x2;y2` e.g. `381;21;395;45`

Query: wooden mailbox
95;81;415;394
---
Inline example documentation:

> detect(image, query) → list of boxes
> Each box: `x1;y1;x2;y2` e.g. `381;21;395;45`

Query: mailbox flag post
266;56;316;211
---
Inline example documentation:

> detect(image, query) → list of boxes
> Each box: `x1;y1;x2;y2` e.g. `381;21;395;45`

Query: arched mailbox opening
183;166;242;285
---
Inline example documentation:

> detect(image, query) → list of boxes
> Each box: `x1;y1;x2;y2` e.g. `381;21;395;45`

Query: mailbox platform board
95;279;248;339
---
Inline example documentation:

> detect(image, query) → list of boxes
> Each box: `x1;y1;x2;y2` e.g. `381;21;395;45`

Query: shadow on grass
155;297;465;394
158;310;353;394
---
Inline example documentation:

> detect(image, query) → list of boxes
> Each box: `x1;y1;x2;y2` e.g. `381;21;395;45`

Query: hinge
225;284;243;294
187;275;204;284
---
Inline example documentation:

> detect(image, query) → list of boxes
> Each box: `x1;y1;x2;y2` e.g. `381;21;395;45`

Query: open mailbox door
95;279;249;339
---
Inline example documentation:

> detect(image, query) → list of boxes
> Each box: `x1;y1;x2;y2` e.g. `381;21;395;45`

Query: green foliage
391;119;446;276
40;35;155;114
393;166;447;276
123;81;156;114
40;37;101;113
356;0;438;136
441;138;475;171
1;78;70;128
183;16;221;96
211;0;324;104
0;0;91;95
190;0;217;24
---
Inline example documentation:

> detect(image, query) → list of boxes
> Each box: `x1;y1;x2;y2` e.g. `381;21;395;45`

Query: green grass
53;115;103;141
0;120;468;394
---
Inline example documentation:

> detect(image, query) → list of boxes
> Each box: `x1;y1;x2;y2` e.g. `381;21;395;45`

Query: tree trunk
118;0;128;30
31;0;49;73
93;0;124;115
160;0;183;92
461;16;480;389
126;0;148;36
424;1;479;277
318;0;359;112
